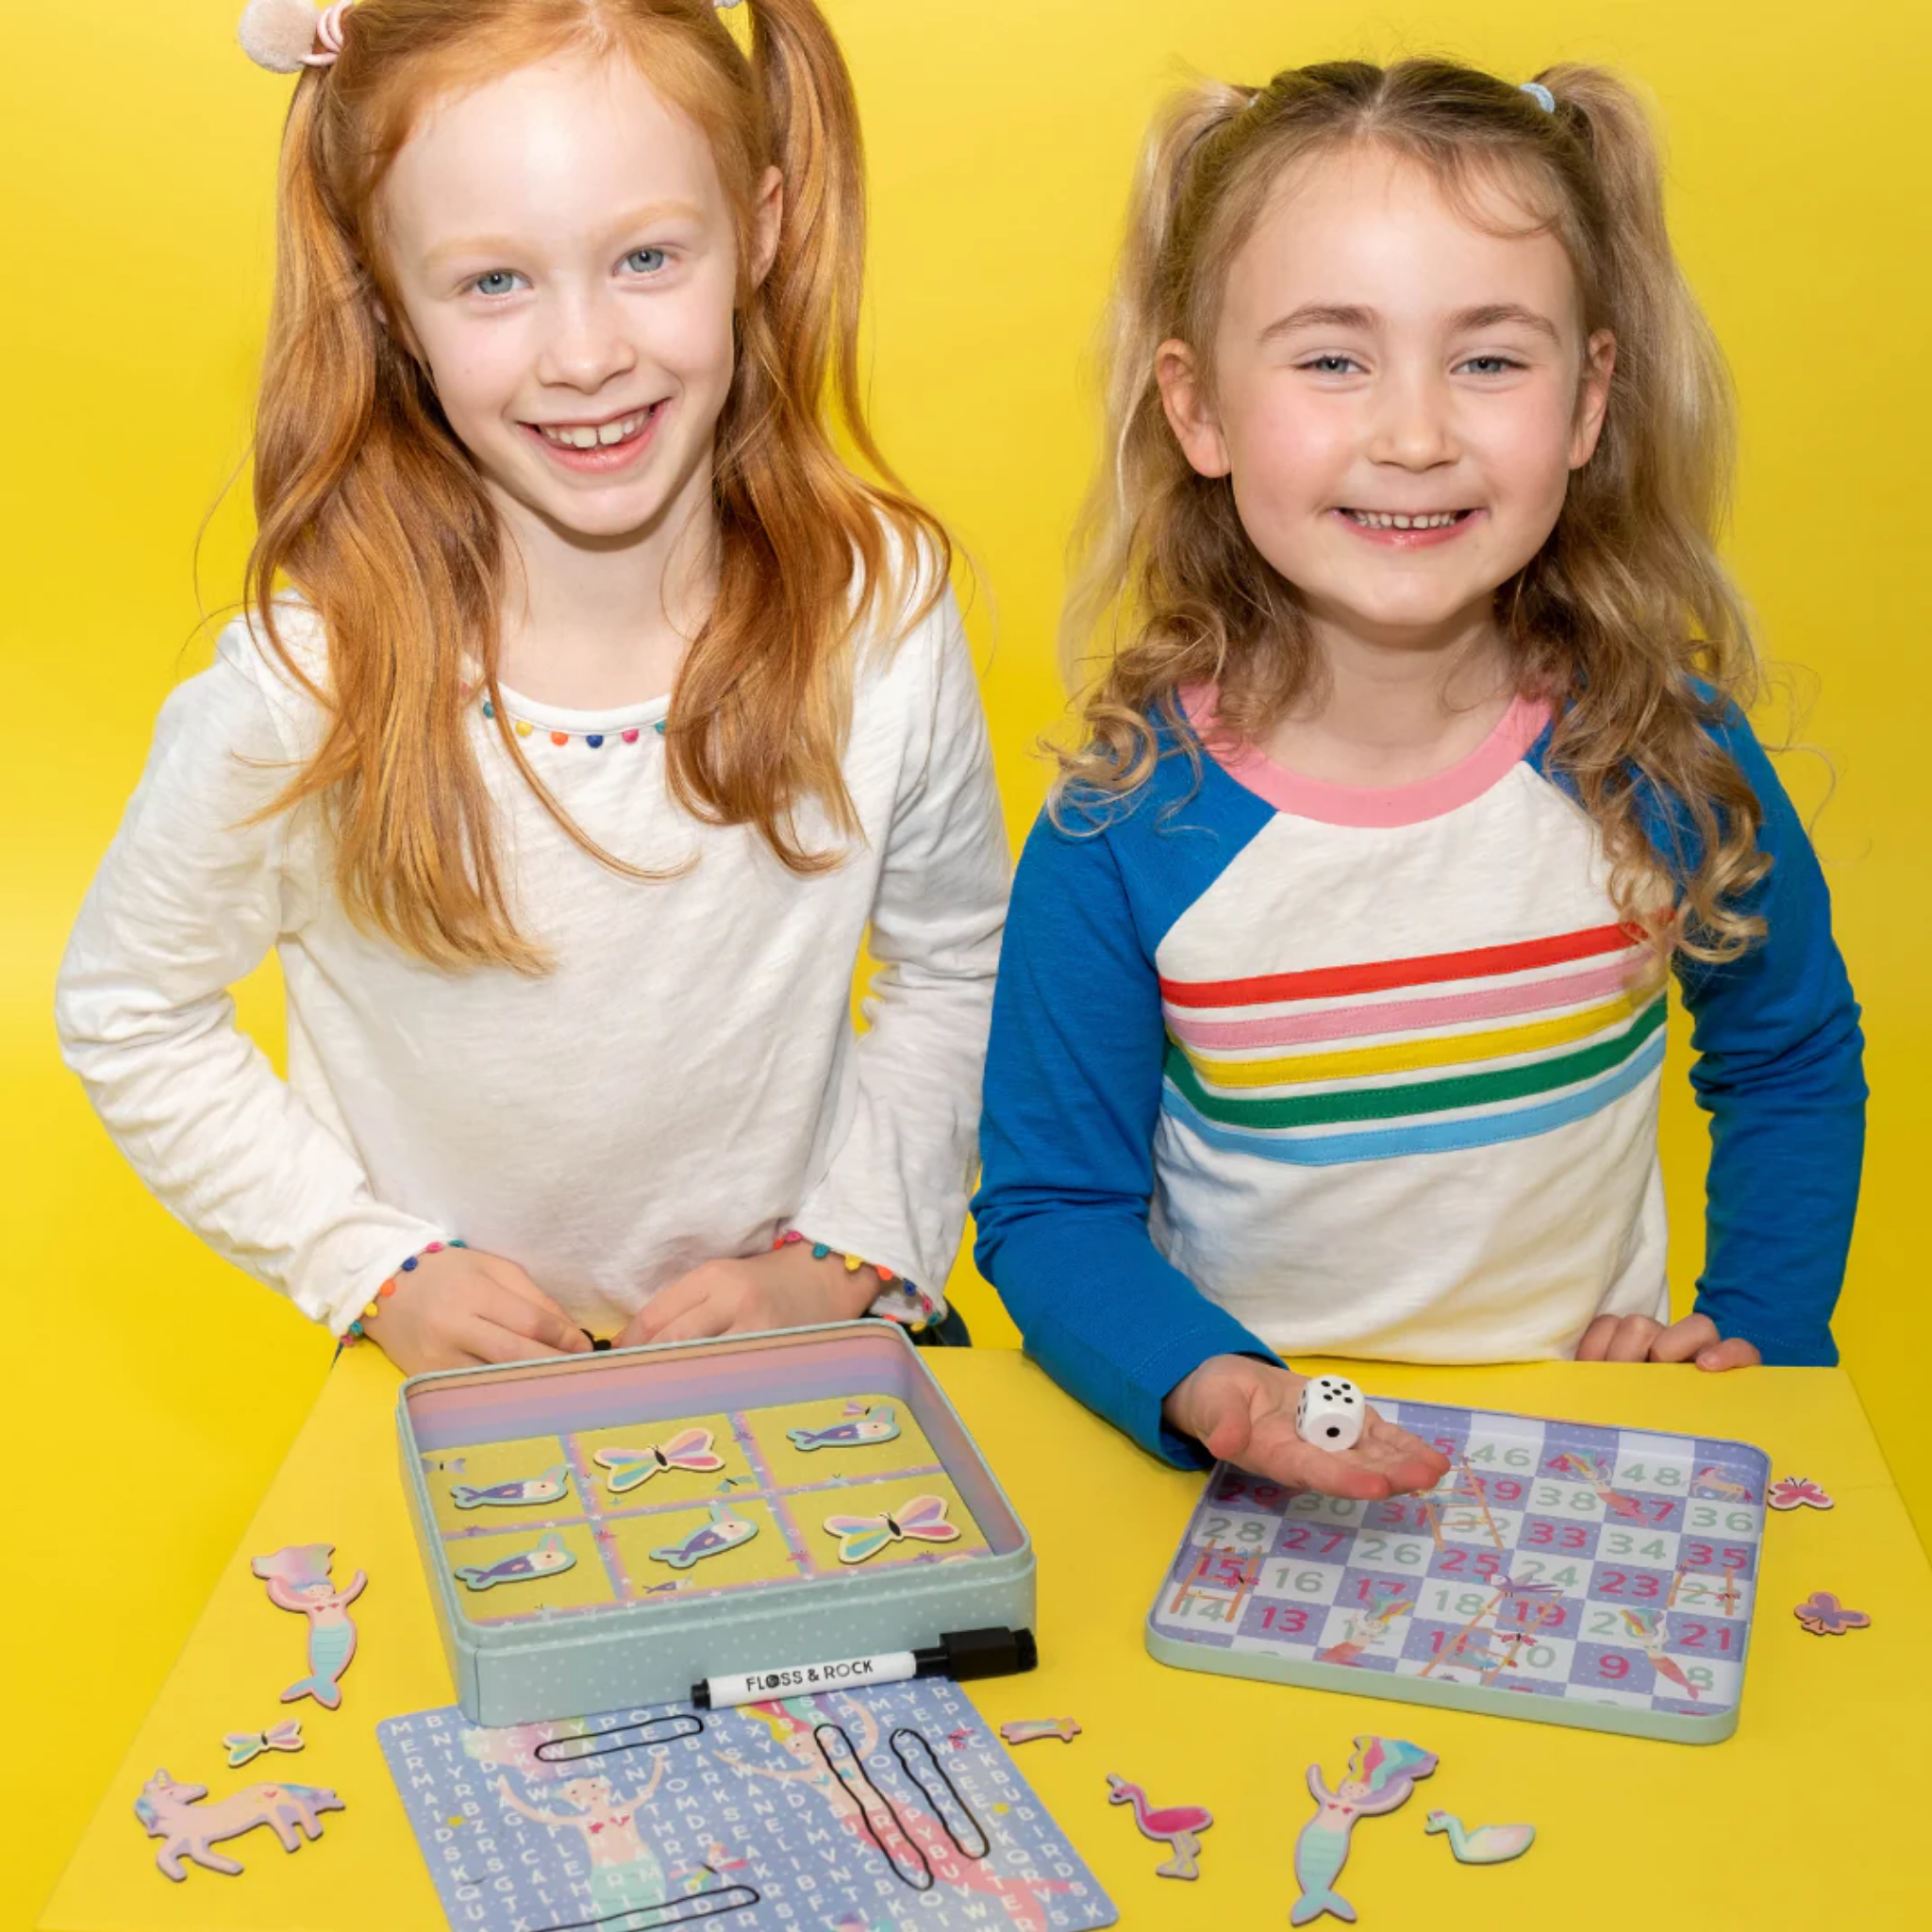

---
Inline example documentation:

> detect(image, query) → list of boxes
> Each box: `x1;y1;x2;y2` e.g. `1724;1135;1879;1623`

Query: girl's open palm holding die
1163;1357;1450;1500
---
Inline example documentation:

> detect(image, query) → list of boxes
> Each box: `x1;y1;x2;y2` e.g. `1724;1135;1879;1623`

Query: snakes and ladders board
1145;1398;1771;1742
377;1678;1117;1932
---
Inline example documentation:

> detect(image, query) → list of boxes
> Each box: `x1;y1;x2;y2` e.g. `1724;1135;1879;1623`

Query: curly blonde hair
1058;58;1767;960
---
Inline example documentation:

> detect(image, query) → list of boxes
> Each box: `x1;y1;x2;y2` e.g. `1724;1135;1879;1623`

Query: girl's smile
1333;507;1484;547
381;55;762;549
522;398;670;473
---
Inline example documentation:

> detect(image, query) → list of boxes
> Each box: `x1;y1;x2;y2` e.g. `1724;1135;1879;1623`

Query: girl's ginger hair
247;0;946;973
1061;58;1768;960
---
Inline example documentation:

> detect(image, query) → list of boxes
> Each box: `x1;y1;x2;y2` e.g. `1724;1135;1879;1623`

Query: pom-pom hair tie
238;0;356;74
243;1;743;75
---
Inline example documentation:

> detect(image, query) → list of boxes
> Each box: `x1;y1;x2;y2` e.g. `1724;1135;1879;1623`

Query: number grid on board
1146;1399;1770;1744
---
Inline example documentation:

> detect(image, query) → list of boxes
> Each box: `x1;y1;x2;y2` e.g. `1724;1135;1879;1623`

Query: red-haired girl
58;1;1006;1371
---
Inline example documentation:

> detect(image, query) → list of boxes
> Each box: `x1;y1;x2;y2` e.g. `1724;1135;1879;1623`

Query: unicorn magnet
135;1767;343;1882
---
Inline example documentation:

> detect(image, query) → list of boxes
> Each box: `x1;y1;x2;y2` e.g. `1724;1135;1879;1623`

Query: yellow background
2;1;1924;1923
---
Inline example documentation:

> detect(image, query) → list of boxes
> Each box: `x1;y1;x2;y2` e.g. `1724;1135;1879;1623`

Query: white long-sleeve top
56;581;1008;1337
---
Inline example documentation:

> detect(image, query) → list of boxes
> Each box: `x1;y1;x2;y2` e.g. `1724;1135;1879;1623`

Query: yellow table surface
41;1348;1930;1930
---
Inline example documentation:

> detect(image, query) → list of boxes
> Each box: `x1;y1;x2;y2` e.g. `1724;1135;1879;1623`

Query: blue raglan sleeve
1674;713;1865;1363
972;804;1276;1465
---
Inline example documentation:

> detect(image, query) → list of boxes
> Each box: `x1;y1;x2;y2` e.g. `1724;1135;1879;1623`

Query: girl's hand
362;1246;592;1374
613;1242;880;1349
1162;1355;1450;1500
1576;1311;1762;1371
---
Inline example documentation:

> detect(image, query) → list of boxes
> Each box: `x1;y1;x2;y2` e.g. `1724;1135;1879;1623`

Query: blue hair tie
1519;81;1557;113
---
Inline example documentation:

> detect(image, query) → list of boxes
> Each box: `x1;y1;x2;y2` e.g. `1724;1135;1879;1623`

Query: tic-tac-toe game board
378;1678;1117;1932
1146;1398;1770;1742
430;1391;989;1618
402;1324;1034;1724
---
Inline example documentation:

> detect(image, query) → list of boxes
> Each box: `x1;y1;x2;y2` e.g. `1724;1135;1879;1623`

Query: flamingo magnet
1106;1773;1213;1879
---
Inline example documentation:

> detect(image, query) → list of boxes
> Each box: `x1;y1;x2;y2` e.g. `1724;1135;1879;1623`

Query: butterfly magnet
593;1428;724;1493
823;1493;961;1565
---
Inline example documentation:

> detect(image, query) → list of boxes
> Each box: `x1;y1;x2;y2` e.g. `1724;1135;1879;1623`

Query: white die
1295;1375;1364;1451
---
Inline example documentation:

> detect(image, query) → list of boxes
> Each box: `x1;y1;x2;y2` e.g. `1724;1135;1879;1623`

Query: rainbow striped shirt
974;694;1863;1465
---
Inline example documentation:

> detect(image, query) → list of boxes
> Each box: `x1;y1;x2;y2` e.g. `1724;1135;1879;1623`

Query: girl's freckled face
379;54;748;541
1167;144;1613;642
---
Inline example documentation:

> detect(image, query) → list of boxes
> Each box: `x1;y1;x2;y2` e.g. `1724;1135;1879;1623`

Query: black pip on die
1295;1375;1364;1451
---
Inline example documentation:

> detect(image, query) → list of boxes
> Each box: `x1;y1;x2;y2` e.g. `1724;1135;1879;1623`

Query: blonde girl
974;58;1862;1496
57;0;1006;1370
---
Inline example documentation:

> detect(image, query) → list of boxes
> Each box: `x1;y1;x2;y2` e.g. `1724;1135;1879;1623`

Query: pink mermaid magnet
1292;1737;1437;1924
250;1543;365;1709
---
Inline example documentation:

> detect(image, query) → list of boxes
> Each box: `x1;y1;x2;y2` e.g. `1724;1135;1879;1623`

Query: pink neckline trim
1180;686;1552;827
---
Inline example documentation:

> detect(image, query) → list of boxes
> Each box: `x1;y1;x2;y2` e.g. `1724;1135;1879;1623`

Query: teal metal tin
399;1322;1036;1724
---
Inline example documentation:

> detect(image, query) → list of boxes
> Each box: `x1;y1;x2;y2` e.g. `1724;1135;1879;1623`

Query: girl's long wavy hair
1060;58;1767;960
246;0;946;973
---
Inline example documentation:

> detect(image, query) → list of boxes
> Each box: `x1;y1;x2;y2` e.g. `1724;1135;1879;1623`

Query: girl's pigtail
1531;66;1769;956
1543;65;1738;621
249;66;537;971
247;75;377;674
675;0;947;868
1057;82;1257;805
744;0;882;489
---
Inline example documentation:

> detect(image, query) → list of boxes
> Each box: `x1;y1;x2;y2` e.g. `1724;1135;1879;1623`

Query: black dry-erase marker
691;1625;1036;1710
